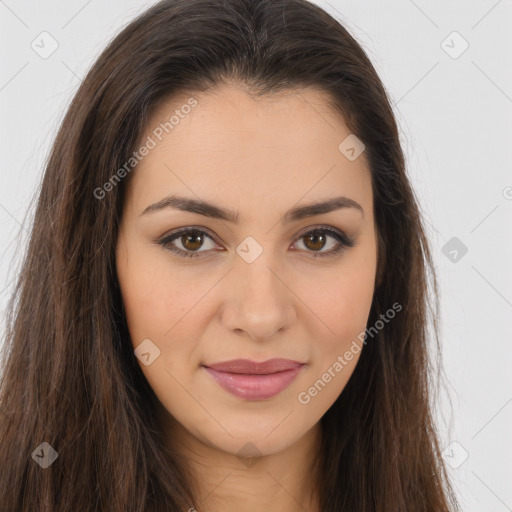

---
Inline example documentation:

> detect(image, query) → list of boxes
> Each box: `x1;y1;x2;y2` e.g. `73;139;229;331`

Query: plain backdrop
1;1;511;510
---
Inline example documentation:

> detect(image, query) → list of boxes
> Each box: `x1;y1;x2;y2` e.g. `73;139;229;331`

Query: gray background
1;0;511;510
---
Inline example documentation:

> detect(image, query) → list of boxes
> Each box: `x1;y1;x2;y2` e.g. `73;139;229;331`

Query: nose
221;258;296;342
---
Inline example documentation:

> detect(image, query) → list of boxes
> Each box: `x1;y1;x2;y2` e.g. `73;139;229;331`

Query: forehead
125;83;372;222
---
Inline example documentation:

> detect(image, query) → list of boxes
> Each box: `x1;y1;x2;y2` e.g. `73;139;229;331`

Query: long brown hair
0;0;459;510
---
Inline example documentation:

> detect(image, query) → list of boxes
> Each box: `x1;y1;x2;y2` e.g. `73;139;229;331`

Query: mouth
202;358;305;400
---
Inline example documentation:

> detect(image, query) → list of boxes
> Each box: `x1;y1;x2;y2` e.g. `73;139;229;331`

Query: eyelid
160;225;221;246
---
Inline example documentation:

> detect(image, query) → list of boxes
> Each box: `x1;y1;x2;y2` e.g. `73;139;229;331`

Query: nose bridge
239;253;283;305
223;245;295;339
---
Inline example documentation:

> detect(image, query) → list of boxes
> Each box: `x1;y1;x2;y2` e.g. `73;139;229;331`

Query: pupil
306;233;325;251
183;232;202;250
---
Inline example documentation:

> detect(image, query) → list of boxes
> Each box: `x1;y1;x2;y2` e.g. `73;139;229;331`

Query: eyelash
157;224;355;259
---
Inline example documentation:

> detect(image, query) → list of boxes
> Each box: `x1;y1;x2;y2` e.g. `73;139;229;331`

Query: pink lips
203;358;305;400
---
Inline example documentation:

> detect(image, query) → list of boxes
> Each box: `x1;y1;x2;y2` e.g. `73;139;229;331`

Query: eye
157;225;355;259
158;227;220;258
291;225;355;258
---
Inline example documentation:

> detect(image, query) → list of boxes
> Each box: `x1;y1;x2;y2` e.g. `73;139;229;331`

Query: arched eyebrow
140;194;365;224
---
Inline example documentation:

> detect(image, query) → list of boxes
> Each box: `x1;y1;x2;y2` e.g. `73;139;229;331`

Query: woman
0;0;459;510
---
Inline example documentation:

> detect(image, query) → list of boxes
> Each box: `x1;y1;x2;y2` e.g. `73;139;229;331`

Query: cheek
116;247;203;411
300;251;376;345
296;248;375;398
116;241;197;341
116;242;211;400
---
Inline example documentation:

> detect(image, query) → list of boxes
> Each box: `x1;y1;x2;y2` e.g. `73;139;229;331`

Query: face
115;82;378;459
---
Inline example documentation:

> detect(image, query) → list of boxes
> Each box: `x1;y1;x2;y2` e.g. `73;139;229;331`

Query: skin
116;81;378;512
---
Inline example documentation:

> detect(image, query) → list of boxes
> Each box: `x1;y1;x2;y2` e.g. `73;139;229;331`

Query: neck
159;409;323;512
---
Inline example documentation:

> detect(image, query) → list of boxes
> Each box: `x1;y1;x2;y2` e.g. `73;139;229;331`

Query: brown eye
303;231;328;251
293;227;355;258
159;229;219;258
158;225;355;259
180;231;204;251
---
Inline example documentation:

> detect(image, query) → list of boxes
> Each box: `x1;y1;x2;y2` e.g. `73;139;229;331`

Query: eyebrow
140;194;365;224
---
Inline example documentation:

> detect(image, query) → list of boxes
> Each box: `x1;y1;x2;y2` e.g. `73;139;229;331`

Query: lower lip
203;365;304;400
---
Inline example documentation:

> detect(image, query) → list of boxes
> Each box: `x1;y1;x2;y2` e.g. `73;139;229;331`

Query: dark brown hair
0;0;459;510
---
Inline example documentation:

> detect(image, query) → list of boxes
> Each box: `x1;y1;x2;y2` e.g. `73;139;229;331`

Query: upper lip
203;358;304;374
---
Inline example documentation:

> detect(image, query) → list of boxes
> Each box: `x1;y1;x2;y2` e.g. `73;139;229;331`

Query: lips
202;358;305;400
205;358;303;374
